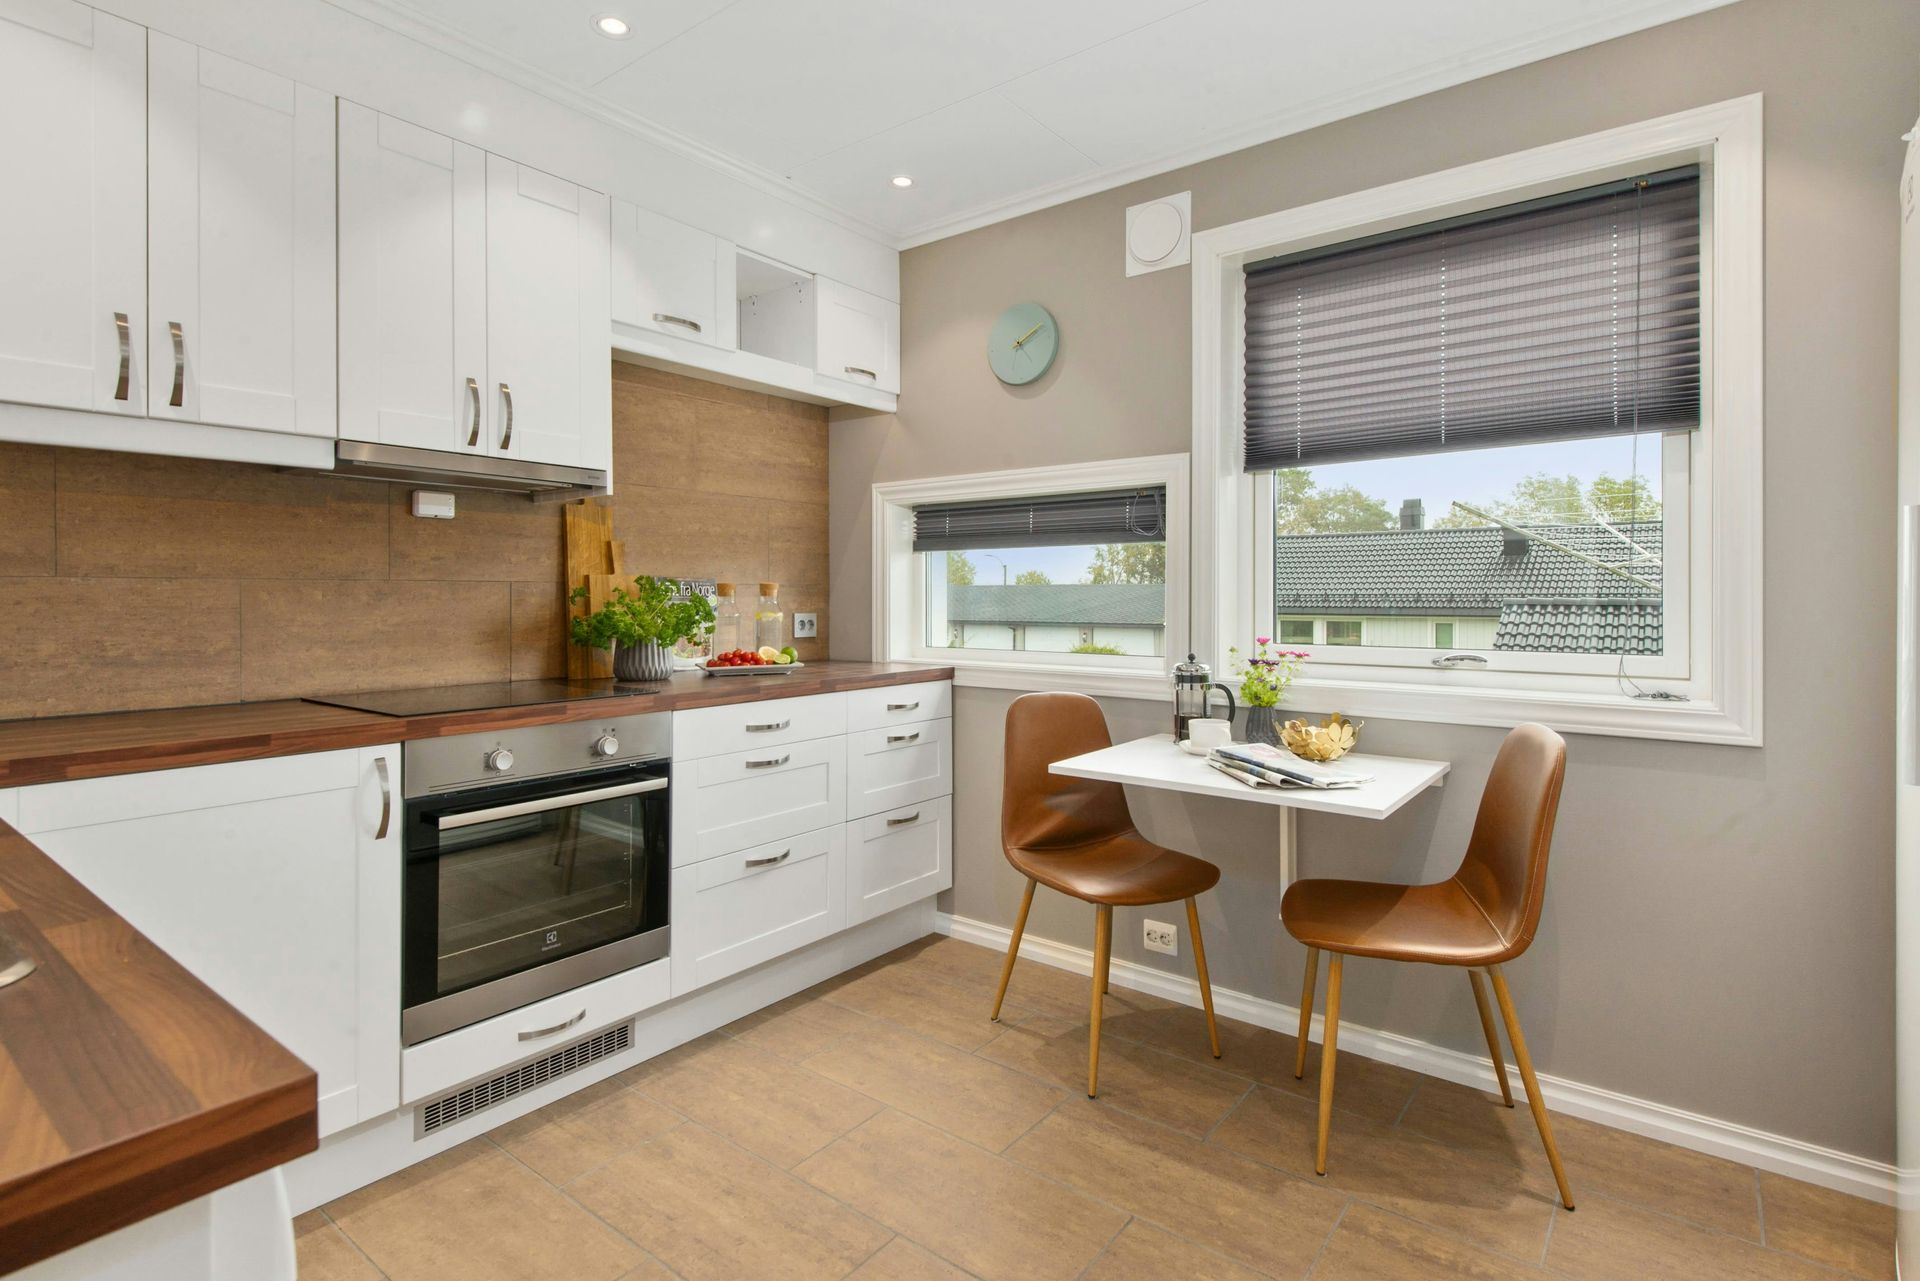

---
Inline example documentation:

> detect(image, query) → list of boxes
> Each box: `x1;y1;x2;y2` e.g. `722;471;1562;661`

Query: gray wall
829;0;1918;1162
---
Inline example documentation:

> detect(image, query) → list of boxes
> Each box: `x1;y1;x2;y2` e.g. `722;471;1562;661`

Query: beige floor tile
725;989;882;1061
635;1035;885;1168
1759;1171;1896;1280
976;1014;1251;1136
615;1259;679;1281
1079;1221;1271;1281
488;1078;683;1185
1209;1084;1555;1261
294;1211;385;1281
1399;1077;1761;1239
1006;1098;1343;1277
796;1110;1129;1281
805;1020;1068;1151
883;937;1173;1024
1547;1194;1852;1281
821;960;1041;1051
1263;1035;1425;1125
570;1124;889;1281
1310;1203;1554;1280
846;1237;979;1280
1100;1004;1296;1085
611;1031;733;1087
327;1140;639;1281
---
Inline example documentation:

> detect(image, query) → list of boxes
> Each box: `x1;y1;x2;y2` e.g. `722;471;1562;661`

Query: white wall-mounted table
1049;734;1449;885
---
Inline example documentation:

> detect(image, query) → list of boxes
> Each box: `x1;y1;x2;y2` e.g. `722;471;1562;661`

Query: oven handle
435;776;668;830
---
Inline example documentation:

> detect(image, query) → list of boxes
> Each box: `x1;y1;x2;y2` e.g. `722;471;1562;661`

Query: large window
1192;98;1764;744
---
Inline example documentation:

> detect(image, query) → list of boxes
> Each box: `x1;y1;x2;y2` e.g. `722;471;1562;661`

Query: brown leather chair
1281;722;1575;1210
992;692;1223;1097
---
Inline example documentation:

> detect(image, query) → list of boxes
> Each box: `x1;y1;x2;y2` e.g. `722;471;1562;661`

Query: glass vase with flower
1229;637;1308;746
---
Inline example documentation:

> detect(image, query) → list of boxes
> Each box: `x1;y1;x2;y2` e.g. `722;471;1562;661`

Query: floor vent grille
418;1021;633;1136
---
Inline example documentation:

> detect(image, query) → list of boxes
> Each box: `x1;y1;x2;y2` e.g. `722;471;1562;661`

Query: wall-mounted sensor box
411;491;456;519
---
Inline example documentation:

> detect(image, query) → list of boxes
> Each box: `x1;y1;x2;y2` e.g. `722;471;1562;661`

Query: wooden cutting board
564;499;621;679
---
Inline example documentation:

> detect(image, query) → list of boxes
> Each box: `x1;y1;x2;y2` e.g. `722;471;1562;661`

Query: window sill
906;658;1172;702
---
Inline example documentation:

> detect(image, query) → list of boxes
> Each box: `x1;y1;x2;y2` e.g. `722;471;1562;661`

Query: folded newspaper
1207;742;1373;790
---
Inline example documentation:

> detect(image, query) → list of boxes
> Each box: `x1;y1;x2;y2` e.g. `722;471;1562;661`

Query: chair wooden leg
1314;953;1343;1175
1294;946;1319;1079
1468;969;1515;1107
1489;966;1574;1210
990;879;1036;1022
1088;905;1113;1098
1185;898;1221;1058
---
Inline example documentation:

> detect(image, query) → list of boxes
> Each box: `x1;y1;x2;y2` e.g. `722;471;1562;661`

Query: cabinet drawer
671;825;845;995
845;681;952;733
16;749;361;833
673;692;846;760
402;957;671;1104
848;796;952;925
846;718;951;821
673;735;845;866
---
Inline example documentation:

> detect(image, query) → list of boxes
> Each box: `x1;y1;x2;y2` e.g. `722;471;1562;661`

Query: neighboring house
1272;521;1664;655
944;583;1166;655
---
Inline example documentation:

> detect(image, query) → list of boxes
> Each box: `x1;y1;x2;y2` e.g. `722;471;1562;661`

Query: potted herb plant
569;576;716;682
1229;637;1308;746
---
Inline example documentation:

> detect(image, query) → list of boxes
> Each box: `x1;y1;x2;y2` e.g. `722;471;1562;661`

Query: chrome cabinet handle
1431;653;1490;669
843;365;877;380
653;312;703;333
746;719;791;732
113;312;130;401
885;701;919;713
886;811;921;827
517;1009;586;1042
465;377;480;447
885;731;920;745
745;849;790;868
374;756;392;839
168;321;185;407
498;382;513;450
0;928;36;991
745;754;791;769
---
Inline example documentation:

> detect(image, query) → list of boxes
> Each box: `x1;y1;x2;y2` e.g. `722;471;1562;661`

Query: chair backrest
1002;692;1136;855
1452;722;1567;961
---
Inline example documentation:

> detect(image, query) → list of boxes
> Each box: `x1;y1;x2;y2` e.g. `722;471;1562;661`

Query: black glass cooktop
304;679;662;718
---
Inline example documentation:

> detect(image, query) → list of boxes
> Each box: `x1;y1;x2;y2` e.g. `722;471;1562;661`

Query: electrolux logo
543;929;560;950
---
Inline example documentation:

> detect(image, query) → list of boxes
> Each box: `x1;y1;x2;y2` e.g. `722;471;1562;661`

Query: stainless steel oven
400;712;671;1045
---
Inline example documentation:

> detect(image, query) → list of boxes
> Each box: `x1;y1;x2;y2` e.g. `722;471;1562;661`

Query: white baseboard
938;911;1895;1205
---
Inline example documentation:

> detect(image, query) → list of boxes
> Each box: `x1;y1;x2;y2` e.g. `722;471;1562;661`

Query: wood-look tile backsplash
0;362;829;719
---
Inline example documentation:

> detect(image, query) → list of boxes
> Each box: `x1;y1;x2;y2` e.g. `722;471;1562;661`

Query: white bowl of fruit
704;646;802;675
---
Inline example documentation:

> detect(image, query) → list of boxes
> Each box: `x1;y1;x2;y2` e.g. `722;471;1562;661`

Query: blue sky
948;434;1666;586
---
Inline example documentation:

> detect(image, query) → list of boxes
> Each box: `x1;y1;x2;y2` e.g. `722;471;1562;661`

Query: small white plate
1178;738;1225;756
702;661;805;677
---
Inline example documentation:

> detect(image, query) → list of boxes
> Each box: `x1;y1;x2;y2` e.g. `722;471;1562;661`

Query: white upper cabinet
485;155;612;470
146;34;335;436
815;277;900;394
338;103;487;455
612;200;736;351
0;0;145;416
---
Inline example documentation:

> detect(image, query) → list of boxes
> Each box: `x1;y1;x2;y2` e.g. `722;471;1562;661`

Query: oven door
402;759;670;1045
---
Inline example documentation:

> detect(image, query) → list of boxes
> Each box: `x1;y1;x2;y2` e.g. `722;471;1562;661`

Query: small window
1325;620;1363;646
1433;622;1454;649
1278;618;1315;645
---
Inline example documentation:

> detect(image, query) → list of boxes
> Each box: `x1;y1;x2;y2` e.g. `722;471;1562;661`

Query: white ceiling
352;0;1738;247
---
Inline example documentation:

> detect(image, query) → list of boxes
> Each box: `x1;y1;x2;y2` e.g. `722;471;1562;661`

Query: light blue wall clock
987;302;1058;386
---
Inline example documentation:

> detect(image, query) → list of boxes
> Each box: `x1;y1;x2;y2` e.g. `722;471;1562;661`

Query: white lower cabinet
673;734;846;866
670;825;845;995
848;796;952;925
846;717;952;820
7;746;402;1137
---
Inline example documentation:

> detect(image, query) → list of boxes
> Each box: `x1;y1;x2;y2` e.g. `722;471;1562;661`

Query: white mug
1187;718;1232;751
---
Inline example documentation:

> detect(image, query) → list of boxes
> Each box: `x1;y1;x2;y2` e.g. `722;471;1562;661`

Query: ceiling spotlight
592;14;632;38
890;175;914;189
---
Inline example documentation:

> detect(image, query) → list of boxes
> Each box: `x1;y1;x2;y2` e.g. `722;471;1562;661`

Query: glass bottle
711;583;743;655
755;582;784;651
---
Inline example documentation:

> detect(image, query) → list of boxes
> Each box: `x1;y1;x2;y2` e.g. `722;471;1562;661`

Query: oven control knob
483;747;515;773
592;732;620;758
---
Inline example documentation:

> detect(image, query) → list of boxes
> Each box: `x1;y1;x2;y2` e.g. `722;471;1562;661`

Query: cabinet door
147;34;335;436
847;795;952;925
14;747;403;1135
0;0;145;415
338;103;486;453
611;200;734;350
671;825;845;995
815;277;899;394
486;155;611;470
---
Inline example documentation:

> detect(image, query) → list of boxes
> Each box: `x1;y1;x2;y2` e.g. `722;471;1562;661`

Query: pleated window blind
911;487;1165;551
1242;166;1701;472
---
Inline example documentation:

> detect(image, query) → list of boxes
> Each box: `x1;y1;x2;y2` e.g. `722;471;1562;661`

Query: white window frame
871;454;1190;699
1191;95;1762;745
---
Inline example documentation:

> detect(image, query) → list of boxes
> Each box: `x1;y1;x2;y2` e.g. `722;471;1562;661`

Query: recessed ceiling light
890;175;914;189
592;14;632;38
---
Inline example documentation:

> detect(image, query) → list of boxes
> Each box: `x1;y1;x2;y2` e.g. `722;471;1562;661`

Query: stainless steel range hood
327;440;608;500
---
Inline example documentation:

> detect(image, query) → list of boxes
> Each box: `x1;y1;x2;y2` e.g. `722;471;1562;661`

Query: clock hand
1012;321;1045;348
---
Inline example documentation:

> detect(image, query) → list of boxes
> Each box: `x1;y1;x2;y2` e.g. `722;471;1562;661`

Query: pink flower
1254;637;1270;647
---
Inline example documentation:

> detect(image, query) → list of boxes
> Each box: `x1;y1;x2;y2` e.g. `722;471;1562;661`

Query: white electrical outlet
1144;920;1178;955
793;612;818;638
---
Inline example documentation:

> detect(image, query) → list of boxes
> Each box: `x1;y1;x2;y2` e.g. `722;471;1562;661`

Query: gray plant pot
613;639;675;682
1243;705;1283;747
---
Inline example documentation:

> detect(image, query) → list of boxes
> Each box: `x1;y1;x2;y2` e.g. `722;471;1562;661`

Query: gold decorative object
1281;712;1359;762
